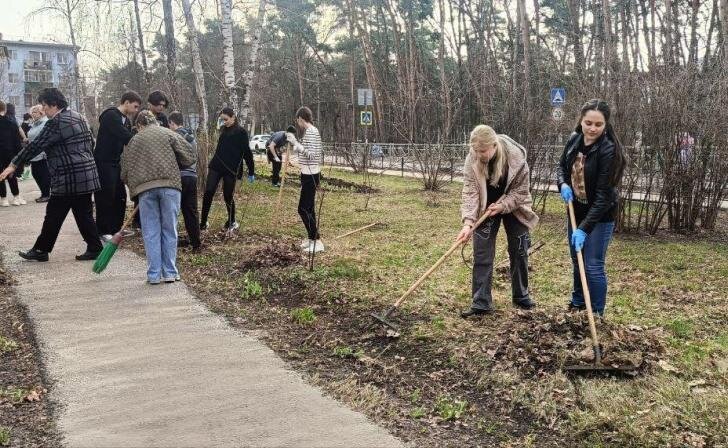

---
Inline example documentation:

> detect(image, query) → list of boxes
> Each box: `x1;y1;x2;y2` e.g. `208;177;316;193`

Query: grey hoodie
175;127;198;177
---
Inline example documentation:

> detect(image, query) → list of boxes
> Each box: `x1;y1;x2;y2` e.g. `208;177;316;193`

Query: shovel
563;201;635;373
371;210;493;330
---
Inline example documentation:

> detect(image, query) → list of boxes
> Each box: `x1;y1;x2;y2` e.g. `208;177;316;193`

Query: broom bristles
92;242;119;274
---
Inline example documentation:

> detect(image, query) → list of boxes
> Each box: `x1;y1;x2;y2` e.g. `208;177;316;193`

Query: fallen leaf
658;360;679;373
25;390;42;402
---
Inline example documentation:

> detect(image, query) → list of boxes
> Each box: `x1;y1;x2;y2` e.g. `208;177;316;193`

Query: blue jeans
139;187;181;282
567;221;615;315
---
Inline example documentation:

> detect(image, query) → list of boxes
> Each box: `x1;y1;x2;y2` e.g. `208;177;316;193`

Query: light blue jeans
567;221;615;315
139;187;181;282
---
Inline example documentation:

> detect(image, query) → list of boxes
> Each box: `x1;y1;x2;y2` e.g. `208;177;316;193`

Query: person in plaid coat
0;88;103;262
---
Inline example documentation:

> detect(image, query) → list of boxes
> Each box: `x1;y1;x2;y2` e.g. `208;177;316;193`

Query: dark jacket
12;108;100;196
0;115;23;166
209;125;254;178
174;126;197;177
556;132;618;233
155;111;169;129
94;107;133;163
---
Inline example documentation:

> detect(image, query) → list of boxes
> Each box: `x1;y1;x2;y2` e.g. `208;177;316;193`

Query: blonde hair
135;110;158;127
30;104;43;115
469;124;507;187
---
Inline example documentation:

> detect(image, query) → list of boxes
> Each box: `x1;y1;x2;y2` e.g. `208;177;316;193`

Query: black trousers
180;175;201;248
200;168;236;227
471;213;530;311
94;161;127;235
33;193;103;254
0;175;20;198
31;159;51;198
271;160;282;185
298;173;320;240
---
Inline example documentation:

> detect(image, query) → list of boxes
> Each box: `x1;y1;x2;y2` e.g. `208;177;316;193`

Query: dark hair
147;90;169;107
295;106;313;123
0;101;5;113
286;125;296;133
38;88;68;109
574;99;625;186
169;111;184;126
120;90;142;105
6;103;16;116
23;113;32;120
219;108;239;132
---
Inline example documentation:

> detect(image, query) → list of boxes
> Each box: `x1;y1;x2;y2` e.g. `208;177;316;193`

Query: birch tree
239;0;267;127
220;0;238;110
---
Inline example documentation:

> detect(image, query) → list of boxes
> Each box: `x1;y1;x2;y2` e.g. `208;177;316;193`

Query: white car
250;134;271;153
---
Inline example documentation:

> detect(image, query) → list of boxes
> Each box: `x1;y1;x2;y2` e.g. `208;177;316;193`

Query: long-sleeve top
0;116;22;165
295;125;322;175
28;117;49;162
208;125;254;177
94;107;133;163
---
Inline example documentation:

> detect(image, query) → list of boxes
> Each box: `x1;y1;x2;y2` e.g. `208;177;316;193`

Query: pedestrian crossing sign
550;88;566;106
360;111;373;126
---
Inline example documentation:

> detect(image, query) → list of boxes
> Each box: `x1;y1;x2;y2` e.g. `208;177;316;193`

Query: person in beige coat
121;110;196;284
456;125;538;318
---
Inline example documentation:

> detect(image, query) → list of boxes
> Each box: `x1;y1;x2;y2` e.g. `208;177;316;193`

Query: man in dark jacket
94;91;141;239
147;90;170;128
0;88;103;262
169;111;200;250
0;101;24;206
265;125;295;187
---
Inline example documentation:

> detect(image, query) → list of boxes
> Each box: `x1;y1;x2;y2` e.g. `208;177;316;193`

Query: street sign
550;87;566;106
357;88;373;106
360;110;373;126
552;107;563;121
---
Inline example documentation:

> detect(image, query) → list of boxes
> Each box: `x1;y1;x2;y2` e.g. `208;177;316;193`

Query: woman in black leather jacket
555;99;625;317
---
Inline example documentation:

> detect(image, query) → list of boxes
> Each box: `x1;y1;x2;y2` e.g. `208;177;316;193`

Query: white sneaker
306;240;325;253
14;196;26;205
300;239;312;249
0;198;9;207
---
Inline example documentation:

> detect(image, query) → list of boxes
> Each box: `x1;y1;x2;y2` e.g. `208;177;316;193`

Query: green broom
92;206;139;274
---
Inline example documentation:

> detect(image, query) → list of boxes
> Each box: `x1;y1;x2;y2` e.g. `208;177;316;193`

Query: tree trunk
180;0;210;186
688;0;700;65
720;0;728;61
704;0;719;70
664;0;674;65
220;0;238;111
437;0;452;140
64;0;85;117
132;0;150;87
566;0;585;81
239;0;266;127
602;0;613;90
517;0;532;113
161;0;177;105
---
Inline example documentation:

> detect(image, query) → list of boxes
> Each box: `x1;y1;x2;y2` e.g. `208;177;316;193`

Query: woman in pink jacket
456;125;538;318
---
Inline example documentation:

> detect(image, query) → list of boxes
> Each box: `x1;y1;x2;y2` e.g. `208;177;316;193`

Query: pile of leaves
323;177;379;194
238;238;302;270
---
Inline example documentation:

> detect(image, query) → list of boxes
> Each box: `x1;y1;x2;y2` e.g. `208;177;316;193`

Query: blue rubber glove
571;229;587;251
248;175;255;183
560;184;573;203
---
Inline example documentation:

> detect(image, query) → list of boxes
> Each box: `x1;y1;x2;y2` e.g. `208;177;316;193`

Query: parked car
250;134;271;153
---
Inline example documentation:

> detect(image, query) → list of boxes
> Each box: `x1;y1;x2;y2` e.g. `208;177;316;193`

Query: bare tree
161;0;177;104
239;0;267;127
220;0;238;110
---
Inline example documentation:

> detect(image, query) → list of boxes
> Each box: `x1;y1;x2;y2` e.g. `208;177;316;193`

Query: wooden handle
567;201;601;360
120;206;139;232
392;210;492;309
335;222;379;240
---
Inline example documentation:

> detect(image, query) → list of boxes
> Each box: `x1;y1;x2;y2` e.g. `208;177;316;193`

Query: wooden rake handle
567;201;602;361
392;210;493;309
120;206;139;232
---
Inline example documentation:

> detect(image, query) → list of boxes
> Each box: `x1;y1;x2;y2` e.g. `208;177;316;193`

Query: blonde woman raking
457;125;539;318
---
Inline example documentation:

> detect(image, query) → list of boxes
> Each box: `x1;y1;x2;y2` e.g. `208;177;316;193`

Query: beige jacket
121;125;196;198
461;134;539;230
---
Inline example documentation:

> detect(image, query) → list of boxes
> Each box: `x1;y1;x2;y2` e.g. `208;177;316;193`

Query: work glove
571;229;587;252
248;175;255;183
560;184;574;203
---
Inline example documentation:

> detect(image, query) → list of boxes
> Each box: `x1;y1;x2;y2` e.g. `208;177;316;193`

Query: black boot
75;250;101;261
19;249;49;262
512;297;536;310
460;308;493;319
567;303;586;312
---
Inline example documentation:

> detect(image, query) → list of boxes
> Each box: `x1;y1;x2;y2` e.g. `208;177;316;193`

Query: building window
28;51;51;62
8;49;17;60
24;70;53;83
24;93;34;108
9;96;21;107
57;53;68;64
8;73;19;83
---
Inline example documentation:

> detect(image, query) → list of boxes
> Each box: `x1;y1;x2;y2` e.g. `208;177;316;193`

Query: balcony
24;60;52;70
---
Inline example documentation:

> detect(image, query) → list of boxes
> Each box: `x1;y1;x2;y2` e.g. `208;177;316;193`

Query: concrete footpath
0;180;402;448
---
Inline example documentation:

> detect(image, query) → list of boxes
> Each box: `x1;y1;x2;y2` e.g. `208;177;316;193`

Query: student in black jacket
0;101;23;207
169;111;201;250
266;125;296;187
94;91;142;239
147;91;170;128
555;99;626;317
199;108;254;231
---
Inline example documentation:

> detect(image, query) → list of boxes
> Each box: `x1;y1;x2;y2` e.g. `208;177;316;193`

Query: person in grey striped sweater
286;106;324;253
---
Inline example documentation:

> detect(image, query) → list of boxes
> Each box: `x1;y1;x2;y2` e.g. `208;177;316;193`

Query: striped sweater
295;125;322;175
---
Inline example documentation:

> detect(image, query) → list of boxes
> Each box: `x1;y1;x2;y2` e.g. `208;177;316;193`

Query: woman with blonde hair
456;125;538;318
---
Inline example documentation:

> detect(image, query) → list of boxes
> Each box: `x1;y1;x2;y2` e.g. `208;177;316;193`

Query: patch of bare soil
323;177;380;194
0;260;62;448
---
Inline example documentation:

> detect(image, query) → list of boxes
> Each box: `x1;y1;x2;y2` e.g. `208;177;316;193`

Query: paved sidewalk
0;180;402;448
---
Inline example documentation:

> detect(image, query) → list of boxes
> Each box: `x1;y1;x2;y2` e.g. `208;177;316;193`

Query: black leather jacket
556;132;618;233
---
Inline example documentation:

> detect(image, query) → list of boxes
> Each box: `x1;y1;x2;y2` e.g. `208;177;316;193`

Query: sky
1;0;68;43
